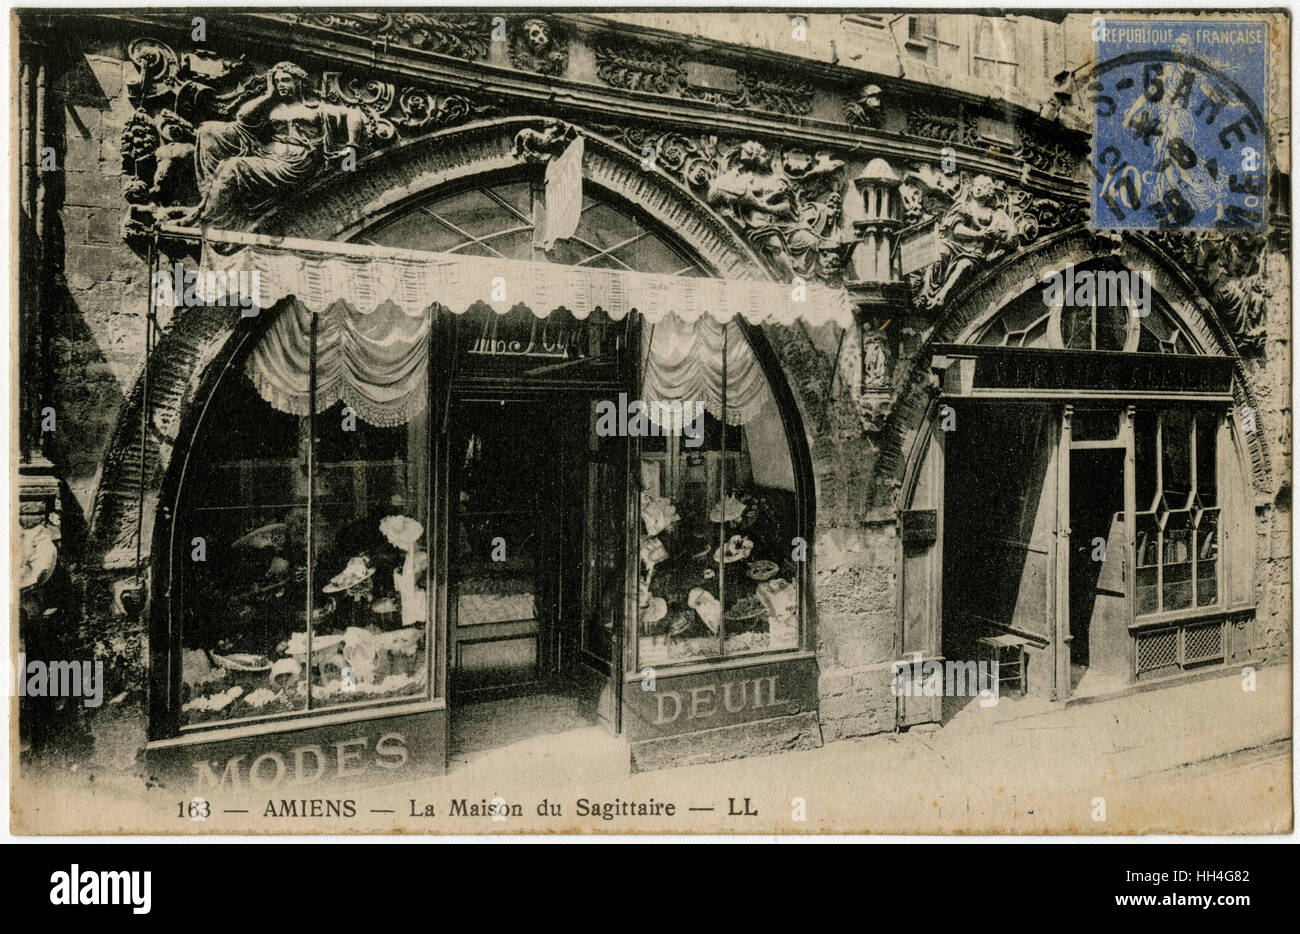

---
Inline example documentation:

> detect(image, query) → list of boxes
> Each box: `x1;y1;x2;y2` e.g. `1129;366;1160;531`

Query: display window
160;172;818;745
171;301;434;731
635;315;803;667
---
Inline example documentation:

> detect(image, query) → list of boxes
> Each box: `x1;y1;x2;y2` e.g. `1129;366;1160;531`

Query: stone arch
262;115;771;280
88;115;815;571
876;225;1275;514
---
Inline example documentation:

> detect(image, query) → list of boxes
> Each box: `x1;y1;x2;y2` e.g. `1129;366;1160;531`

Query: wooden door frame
439;385;630;716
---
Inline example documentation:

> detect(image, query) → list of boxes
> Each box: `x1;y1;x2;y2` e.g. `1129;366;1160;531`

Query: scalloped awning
171;225;852;427
182;226;854;328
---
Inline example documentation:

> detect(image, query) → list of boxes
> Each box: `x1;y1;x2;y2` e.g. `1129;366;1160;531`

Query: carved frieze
692;71;814;116
594;126;847;282
120;38;497;238
593;39;813;116
594;41;686;94
283;12;493;60
1016;135;1082;178
905;107;972;147
907;104;1084;180
898;164;1087;310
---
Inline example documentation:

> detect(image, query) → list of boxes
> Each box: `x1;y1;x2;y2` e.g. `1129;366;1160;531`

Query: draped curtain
244;297;429;428
640;314;773;426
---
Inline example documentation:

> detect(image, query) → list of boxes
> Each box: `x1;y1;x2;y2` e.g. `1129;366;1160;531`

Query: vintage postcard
8;6;1292;836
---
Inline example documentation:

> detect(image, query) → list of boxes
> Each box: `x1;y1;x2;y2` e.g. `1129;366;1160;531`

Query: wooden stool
977;634;1030;697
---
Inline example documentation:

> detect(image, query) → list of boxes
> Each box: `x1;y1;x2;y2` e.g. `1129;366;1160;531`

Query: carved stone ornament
512;119;578;163
1147;231;1270;352
282;12;493;60
702;140;847;280
861;325;892;390
508;16;569;76
844;84;884;129
906;102;1083;179
120;38;496;239
847;308;899;435
593;39;813;116
898;164;1088;310
591;125;848;283
906;106;972;147
594;40;687;95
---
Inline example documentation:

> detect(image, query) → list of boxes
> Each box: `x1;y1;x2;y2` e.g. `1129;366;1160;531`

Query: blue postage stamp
1091;18;1270;231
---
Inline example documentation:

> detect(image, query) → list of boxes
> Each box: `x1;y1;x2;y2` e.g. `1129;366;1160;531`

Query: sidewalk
13;662;1291;834
922;663;1291;795
365;661;1292;835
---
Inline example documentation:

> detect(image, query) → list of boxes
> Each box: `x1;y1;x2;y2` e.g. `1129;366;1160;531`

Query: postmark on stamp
1090;17;1270;231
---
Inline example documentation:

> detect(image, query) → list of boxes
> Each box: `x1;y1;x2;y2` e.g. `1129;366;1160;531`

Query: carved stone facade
14;11;1290;789
119;38;497;237
591;126;848;282
593;39;814;116
1147;231;1272;352
898;165;1089;311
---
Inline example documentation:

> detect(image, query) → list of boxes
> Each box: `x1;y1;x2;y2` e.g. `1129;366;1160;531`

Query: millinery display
181;511;430;725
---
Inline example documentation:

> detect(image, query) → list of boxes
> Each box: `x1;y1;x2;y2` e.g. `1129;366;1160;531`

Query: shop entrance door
941;403;1058;711
1067;442;1131;687
449;398;566;696
448;394;624;710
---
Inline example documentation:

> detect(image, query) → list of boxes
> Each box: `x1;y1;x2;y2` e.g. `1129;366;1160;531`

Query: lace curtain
244;297;430;428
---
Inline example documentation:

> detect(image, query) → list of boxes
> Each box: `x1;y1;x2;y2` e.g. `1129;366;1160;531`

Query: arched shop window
637;316;803;664
174;305;434;728
166;176;812;732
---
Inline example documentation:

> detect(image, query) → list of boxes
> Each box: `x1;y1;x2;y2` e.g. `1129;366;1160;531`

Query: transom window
359;180;705;276
976;263;1197;354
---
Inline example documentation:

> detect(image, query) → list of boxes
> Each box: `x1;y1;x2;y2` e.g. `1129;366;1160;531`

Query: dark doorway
1068;447;1127;675
448;394;625;707
449;397;563;696
941;403;1056;718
